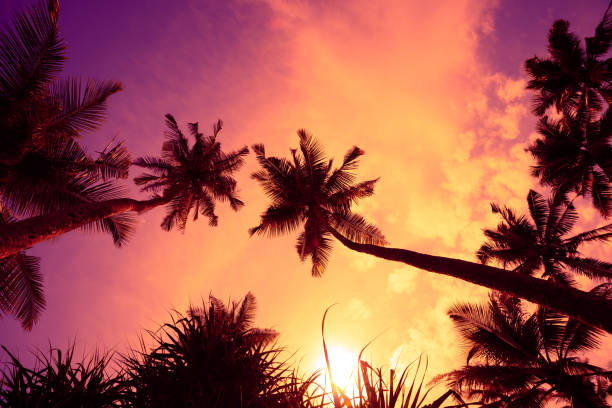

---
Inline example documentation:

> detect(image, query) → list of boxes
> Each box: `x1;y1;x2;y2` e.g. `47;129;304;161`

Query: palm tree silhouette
122;293;298;408
438;291;612;407
249;130;386;276
0;114;248;258
525;3;612;116
0;0;136;248
0;208;43;329
478;189;612;286
528;108;612;217
251;132;612;333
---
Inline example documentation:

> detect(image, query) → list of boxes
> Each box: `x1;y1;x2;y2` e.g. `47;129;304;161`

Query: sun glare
316;345;359;395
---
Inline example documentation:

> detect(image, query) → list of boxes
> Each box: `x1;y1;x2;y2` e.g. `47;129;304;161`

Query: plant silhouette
251;132;612;333
478;189;612;286
438;291;612;407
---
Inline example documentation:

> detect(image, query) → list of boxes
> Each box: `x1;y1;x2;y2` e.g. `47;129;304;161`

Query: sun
316;345;359;395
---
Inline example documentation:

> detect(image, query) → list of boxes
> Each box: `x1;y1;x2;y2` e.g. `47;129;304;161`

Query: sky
1;0;611;395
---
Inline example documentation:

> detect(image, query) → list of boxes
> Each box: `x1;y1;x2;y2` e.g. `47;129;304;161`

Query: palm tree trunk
327;227;612;333
0;196;169;259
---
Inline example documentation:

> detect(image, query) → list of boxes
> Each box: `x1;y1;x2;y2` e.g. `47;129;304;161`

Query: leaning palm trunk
328;227;612;334
0;196;168;259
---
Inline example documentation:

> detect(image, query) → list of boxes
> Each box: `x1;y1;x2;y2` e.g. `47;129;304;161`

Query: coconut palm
0;208;43;329
0;0;136;247
478;189;612;286
250;132;612;333
122;293;300;408
438;291;612;408
249;130;386;276
0;114;248;259
528;107;612;216
525;3;612;116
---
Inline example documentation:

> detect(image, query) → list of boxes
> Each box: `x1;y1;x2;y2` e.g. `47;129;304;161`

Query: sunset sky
1;0;611;388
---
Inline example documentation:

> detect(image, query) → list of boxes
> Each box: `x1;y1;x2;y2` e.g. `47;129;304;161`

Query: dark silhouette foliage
438;291;612;407
478;189;612;286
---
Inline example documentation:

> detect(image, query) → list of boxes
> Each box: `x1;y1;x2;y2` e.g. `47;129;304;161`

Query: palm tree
250;132;612;333
525;3;612;116
249;130;386;276
528;108;612;216
0;0;135;239
0;114;249;258
438;291;612;408
478;189;612;286
0;208;43;329
0;0;138;329
122;293;299;408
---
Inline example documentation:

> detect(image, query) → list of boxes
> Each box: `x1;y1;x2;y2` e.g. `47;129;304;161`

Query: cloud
347;298;372;320
387;268;418;295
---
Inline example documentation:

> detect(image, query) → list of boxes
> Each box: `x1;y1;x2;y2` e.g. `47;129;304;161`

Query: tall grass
0;345;128;407
317;306;465;408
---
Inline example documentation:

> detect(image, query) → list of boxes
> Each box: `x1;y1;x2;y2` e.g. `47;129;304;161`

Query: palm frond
589;169;612;217
526;190;549;237
560;317;603;355
249;205;304;237
586;4;612;58
0;251;44;330
0;0;64;100
235;292;257;332
330;212;386;245
297;129;327;183
325;146;364;193
561;256;612;280
328;178;379;213
44;78;122;138
162;113;189;163
80;212;136;248
448;299;537;366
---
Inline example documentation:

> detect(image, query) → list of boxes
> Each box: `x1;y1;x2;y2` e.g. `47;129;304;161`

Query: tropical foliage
438;291;612;407
478;189;612;286
121;293;295;408
0;0;134;325
133;114;249;231
0;345;128;408
0;0;132;239
250;130;386;276
527;107;612;216
0;209;43;329
525;5;612;116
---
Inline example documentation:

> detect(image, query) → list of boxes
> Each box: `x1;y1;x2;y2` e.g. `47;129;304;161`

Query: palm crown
250;130;386;276
525;6;612;116
528;107;612;216
133;114;248;231
478;189;612;286
440;291;612;407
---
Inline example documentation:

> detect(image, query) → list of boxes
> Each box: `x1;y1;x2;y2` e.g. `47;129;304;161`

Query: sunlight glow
316;345;359;396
